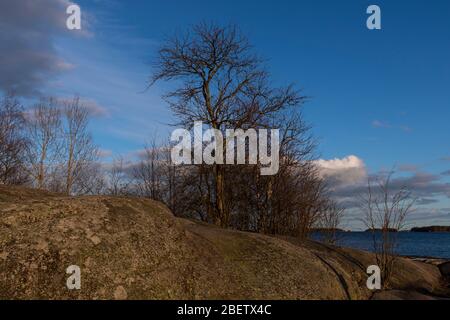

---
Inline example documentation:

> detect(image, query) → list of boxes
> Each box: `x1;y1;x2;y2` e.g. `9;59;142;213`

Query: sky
0;0;449;229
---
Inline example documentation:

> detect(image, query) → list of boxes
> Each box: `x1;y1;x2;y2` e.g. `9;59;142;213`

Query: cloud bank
0;0;80;96
316;155;450;209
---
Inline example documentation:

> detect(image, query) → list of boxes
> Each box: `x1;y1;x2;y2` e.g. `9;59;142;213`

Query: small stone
35;240;49;252
90;235;101;245
439;261;450;278
114;286;127;300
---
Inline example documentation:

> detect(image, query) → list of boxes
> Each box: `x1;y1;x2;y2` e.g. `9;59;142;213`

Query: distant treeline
363;226;450;233
365;228;399;232
410;226;450;233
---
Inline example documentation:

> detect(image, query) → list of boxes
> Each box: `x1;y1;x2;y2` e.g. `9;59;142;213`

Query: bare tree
73;161;106;195
0;93;29;185
25;97;62;189
132;142;164;201
61;96;99;195
150;23;306;227
106;156;130;196
359;171;416;288
316;199;345;245
130;140;186;215
159;142;179;213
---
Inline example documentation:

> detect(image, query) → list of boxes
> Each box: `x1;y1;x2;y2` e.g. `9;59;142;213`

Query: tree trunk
214;164;228;227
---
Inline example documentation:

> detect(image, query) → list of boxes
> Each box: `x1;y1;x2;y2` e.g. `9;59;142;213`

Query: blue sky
56;0;450;168
1;0;449;228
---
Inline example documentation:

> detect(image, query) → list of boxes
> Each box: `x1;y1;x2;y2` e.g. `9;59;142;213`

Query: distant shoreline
410;226;450;233
311;231;450;260
312;226;450;233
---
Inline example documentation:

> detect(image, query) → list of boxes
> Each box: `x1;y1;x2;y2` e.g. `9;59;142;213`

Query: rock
114;286;127;300
89;235;101;245
0;251;8;260
439;262;450;278
0;185;448;300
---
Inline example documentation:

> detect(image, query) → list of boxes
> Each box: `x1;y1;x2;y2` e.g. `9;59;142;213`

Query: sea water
312;232;450;259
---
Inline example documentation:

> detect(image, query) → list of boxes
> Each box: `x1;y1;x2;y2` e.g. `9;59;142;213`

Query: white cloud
98;149;112;158
315;155;367;188
398;164;419;173
55;97;110;117
372;120;412;132
78;98;110;117
372;120;391;128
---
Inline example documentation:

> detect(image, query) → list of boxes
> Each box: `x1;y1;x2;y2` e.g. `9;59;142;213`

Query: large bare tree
150;23;306;227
